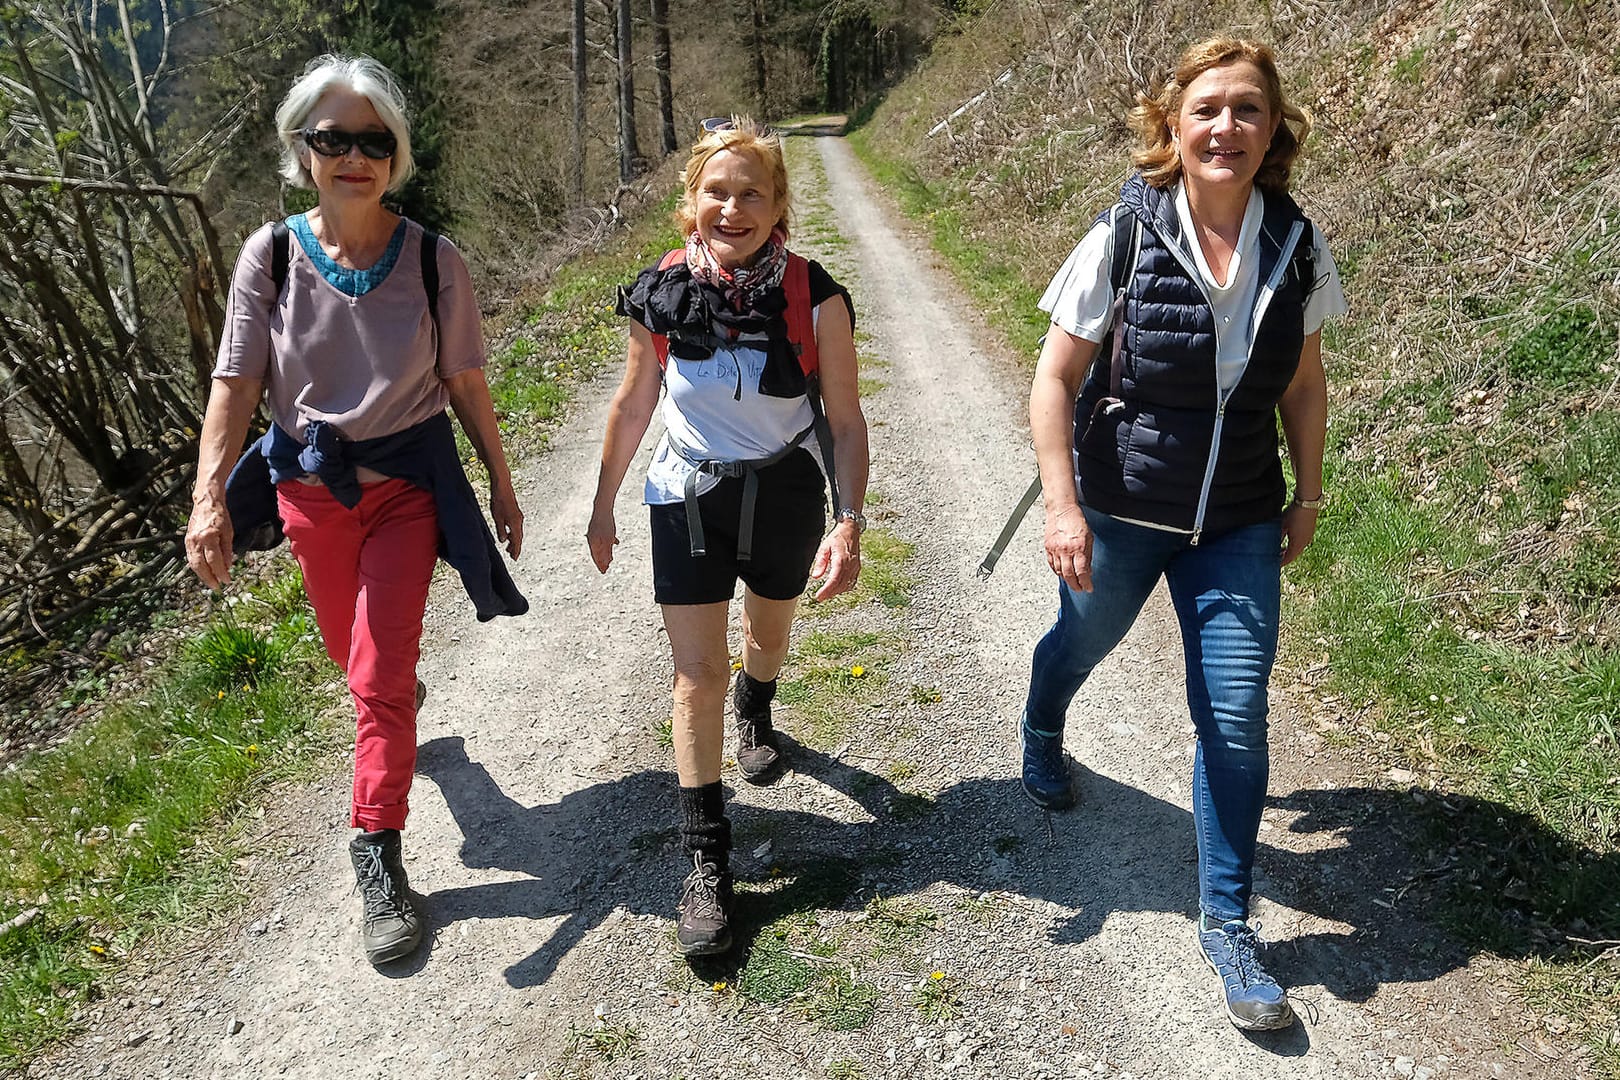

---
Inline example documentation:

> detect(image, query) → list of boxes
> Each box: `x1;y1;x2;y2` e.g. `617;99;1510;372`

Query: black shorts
650;448;828;605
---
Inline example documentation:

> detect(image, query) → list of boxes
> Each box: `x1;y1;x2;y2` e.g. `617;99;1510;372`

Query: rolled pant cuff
351;802;410;832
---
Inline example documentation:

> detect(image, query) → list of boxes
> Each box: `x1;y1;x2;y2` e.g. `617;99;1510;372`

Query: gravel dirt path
25;135;1581;1080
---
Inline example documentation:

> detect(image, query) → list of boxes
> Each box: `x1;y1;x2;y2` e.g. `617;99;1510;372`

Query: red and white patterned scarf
684;226;789;313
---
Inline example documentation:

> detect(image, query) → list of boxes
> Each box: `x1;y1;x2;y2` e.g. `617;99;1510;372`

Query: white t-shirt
643;318;827;506
1039;182;1349;393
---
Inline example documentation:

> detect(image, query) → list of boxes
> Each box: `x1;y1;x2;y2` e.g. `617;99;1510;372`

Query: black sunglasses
699;116;736;133
302;127;397;160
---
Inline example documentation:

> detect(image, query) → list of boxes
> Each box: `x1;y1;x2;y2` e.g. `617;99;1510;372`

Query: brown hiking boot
674;852;734;956
349;829;423;965
733;670;784;784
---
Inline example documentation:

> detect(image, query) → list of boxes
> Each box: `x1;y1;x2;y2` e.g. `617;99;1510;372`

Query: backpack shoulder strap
1107;205;1135;296
1103;207;1141;404
650;247;686;369
784;253;816;377
420;229;441;329
270;220;289;293
1292;219;1317;299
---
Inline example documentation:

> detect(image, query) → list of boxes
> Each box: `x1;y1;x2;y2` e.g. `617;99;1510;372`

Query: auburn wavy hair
674;116;792;238
1128;37;1311;193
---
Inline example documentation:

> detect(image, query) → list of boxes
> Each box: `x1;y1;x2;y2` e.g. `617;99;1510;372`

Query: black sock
677;781;731;871
734;670;777;722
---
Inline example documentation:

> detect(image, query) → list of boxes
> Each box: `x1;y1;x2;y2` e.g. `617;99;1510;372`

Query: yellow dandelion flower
246;656;256;665
246;744;259;756
89;944;106;956
851;665;866;678
712;981;727;992
216;690;225;699
930;970;946;980
730;659;742;672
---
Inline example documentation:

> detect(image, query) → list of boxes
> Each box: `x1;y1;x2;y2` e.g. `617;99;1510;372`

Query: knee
672;656;730;708
1208;711;1269;758
742;620;789;659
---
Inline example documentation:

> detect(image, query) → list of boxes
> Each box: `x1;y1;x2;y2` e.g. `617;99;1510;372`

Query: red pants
278;478;439;832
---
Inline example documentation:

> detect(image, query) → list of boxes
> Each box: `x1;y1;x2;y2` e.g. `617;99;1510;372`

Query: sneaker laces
679;852;725;919
353;844;408;921
1223;922;1277;989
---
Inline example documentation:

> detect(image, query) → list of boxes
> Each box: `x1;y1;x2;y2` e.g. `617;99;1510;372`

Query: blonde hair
1128;37;1310;194
275;54;415;194
674;116;792;238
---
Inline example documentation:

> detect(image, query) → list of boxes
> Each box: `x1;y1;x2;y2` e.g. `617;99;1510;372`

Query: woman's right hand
586;505;618;573
1044;504;1094;593
186;490;234;590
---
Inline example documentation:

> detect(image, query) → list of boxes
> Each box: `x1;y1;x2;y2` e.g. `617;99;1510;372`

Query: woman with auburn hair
588;117;868;956
1017;38;1346;1028
187;54;525;967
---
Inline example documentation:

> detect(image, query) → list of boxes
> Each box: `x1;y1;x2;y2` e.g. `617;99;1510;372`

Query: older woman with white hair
186;54;526;966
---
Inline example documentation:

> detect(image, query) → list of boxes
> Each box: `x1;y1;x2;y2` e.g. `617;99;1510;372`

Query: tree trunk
572;0;587;204
615;0;640;183
748;0;767;112
649;0;676;156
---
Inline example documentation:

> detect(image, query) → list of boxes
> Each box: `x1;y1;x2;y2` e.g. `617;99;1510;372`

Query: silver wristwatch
835;507;867;534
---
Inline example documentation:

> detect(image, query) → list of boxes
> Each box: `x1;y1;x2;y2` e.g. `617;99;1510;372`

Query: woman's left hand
490;480;524;558
810;521;861;601
1281;503;1317;566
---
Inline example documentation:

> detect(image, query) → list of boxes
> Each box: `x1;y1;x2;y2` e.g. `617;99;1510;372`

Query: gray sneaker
349;830;423;965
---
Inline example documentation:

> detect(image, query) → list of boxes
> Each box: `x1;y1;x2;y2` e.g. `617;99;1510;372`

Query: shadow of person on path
415;735;1617;1013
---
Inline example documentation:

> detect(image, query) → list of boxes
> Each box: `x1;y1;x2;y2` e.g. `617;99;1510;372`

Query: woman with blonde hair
1018;38;1346;1028
187;54;525;966
588;116;868;956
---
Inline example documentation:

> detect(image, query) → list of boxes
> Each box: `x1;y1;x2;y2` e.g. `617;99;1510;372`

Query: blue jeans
1023;507;1282;922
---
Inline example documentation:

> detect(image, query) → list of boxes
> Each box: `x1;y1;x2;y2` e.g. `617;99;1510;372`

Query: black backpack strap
1107;204;1136;296
270;220;289;293
1293;220;1318;300
1099;206;1141;410
420;229;441;337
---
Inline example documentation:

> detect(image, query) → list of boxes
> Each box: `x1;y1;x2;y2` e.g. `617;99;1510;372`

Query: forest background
1;0;1618;1072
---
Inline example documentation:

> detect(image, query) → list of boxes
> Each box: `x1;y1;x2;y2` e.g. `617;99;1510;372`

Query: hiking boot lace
354;844;407;921
680;853;724;920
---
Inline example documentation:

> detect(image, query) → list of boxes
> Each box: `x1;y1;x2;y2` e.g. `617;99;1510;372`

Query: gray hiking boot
733;670;784;784
674;852;735;956
349;829;423;965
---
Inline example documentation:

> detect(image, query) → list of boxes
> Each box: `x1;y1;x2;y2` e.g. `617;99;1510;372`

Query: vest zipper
1186;219;1306;543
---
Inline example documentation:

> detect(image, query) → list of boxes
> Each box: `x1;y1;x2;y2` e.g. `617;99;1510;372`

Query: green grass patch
827;1056;866;1080
911;970;963;1022
0;586;341;1066
705;859;879;1032
564;1019;642;1062
469;196;682;459
777;627;900;746
848;130;1047;357
866;894;938;942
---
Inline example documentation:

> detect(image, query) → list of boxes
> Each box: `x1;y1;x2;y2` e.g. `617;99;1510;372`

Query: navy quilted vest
1074;175;1314;537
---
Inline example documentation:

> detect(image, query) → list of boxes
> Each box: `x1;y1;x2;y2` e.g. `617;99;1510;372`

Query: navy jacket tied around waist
224;412;528;621
1074;174;1313;538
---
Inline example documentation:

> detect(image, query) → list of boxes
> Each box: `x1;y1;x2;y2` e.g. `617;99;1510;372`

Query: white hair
274;54;415;194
